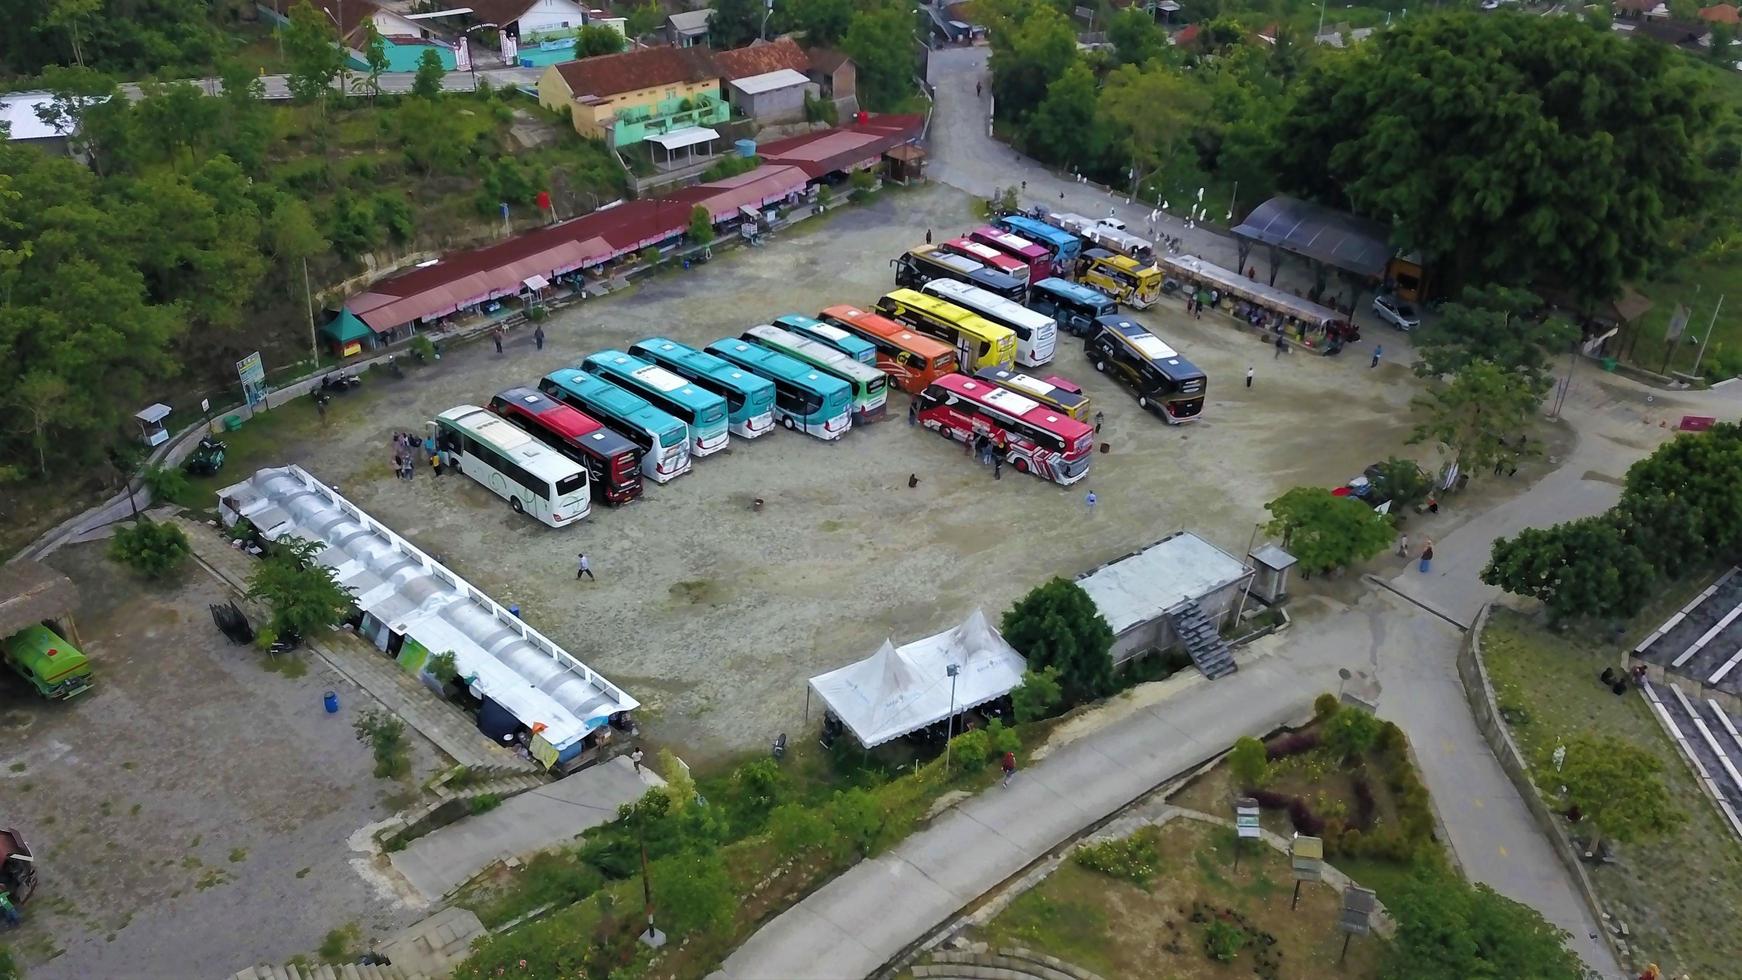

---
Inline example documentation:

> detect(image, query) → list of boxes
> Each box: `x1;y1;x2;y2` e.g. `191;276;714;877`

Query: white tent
807;609;1027;748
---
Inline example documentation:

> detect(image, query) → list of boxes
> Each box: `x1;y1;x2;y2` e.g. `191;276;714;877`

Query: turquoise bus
705;338;854;440
773;314;877;367
995;214;1080;270
538;368;693;483
628;337;776;439
581;349;730;457
742;324;888;423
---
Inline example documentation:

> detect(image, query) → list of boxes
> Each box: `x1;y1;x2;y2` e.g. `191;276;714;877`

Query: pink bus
942;238;1030;286
970;227;1052;285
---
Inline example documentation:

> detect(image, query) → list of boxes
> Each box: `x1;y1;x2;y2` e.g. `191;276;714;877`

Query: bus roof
5;624;89;682
773;314;875;352
1100;317;1206;382
584;350;725;407
977;367;1089;408
880;289;1017;348
742;325;885;384
944;238;1026;272
1033;277;1116;306
910;245;985;276
492;387;637;456
921;279;1054;332
818;305;956;359
1092;251;1155;274
631;337;775;397
972;227;1049;257
997;215;1078;249
541;368;690;438
438;404;586;483
935;374;1092;437
706;339;854;396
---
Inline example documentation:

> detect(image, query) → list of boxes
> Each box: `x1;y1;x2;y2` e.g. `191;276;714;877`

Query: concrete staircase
430;766;546;803
912;945;1106;980
230;964;428;980
1168;600;1237;680
1643;680;1742;840
178;517;537;774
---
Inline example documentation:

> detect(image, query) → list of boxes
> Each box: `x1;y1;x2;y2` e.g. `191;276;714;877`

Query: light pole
636;804;665;948
941;663;961;774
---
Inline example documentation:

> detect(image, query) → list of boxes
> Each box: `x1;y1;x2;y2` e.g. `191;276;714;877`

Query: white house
464;0;591;43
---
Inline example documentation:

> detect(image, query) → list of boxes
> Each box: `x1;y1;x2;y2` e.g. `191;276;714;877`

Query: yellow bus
1079;249;1163;310
873;288;1017;371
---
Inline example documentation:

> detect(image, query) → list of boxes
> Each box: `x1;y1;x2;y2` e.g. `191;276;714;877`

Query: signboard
1338;886;1376;936
1235;797;1261;840
1291;836;1323;882
236;352;267;409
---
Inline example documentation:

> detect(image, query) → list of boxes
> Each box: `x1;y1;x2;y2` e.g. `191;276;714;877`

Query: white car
1372;295;1421;331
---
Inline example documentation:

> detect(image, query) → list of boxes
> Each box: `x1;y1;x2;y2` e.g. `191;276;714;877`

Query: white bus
431;405;590;526
921;278;1058;367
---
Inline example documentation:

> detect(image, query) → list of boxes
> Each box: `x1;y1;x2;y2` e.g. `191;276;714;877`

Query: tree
1010;665;1063;722
1370;457;1433;511
842;0;917;111
1099;61;1208;198
412;48;447;100
1276;12;1721;301
397;96;467;175
1617;422;1742;571
44;0;102;67
624;3;665;39
10;372;72;477
1383;867;1585;980
790;0;854;45
1483;516;1658;621
1554;734;1686;854
109;518;192;577
1412;286;1574;392
710;0;765;48
1025;62;1105;171
361;21;390;101
574;24;627;58
282;0;344;108
1323;707;1382;760
1000;578;1115;705
1263;486;1394;576
688;205;716;246
829;787;886;857
648;850;734;934
1228;736;1269;788
1409;360;1542;479
266;197;328;298
1107;6;1164;66
986;2;1079;124
245;536;356;640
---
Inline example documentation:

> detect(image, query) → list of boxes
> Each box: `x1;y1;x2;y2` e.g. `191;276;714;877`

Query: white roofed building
1075;531;1252;672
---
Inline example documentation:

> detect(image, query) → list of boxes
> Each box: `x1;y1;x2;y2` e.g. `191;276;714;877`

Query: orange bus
817;304;959;395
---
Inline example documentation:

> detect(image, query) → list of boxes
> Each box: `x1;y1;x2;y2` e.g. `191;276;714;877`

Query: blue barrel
323;690;339;714
735;138;757;159
509;604;521;619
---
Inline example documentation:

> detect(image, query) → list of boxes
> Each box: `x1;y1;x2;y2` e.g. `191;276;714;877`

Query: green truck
3;624;93;700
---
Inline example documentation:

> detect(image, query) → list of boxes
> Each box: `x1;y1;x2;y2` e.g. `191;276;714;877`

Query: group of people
1396;533;1436;573
968;432;1005;478
391;431;443;480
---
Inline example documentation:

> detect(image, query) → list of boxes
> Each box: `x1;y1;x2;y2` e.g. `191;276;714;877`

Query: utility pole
942;663;961;774
303;256;320;367
637;806;665;948
1693;294;1724;378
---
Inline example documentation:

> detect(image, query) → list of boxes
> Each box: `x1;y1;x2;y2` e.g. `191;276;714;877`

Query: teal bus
773;314;877;367
705;338;854;440
741;324;888;423
628;337;776;439
581;349;730;457
538;368;693;483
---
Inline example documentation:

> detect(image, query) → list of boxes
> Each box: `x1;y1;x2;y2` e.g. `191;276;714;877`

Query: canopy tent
319;308;375;345
807;609;1026;748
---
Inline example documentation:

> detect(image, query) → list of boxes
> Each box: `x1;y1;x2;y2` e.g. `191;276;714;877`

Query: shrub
1264;729;1320;760
142;464;191;504
470;792;503;814
1073;832;1160;886
638;246;660;265
1324;707;1383;760
1010;666;1064;722
804;91;838;125
109;518;192;577
373;192;415;244
1353;777;1378;830
410;334;437;360
426;650;458;682
768;802;831;858
986;718;1021;759
829;787;885;856
354;709;410;779
1287;797;1325;836
1248;788;1291;809
1203;918;1246;962
1376;719;1406;754
1313;692;1342;719
949;728;992;772
1229;736;1270;788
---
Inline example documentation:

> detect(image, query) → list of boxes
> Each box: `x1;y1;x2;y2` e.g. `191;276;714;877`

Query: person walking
925;229;933;245
430;452;443;477
1396;533;1410;558
576;552;595;581
492;325;505;354
908;399;918;426
1274;335;1287;359
534;325;545;350
1370;344;1383;369
423;434;436;462
1418;539;1435;574
1093;410;1104;434
993;454;1003;480
391;451;403;480
1426;494;1439;515
1245;365;1254;388
1085;490;1097;514
630;747;644;774
976;81;982;98
1000;751;1017;788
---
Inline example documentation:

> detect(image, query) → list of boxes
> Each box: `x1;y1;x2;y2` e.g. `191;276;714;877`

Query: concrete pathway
118;66;542;102
390;756;659;902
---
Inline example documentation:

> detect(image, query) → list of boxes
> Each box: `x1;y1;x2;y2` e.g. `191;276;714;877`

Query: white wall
519;0;589;39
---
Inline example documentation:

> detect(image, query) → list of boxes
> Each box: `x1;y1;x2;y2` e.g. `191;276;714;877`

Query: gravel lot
233;184;1426;764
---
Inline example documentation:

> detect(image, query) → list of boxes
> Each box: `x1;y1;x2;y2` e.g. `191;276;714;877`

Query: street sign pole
1233;797;1260;873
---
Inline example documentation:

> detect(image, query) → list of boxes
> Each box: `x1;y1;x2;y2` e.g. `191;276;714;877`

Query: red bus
489;387;643;506
942;238;1030;286
970;227;1053;285
914;373;1094;485
817;304;959;395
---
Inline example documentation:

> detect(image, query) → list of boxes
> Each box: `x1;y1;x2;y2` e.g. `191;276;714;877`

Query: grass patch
261;652;310;678
318;922;362;962
296;866;312;879
667;579;722;605
1480;605;1742;979
228;847;248;863
8;762;24;773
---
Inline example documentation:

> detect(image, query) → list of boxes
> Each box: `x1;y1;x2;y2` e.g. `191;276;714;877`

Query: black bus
1084;315;1206;423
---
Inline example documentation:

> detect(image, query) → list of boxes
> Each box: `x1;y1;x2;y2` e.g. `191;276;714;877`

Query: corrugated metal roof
729;68;812;96
1231;196;1393;279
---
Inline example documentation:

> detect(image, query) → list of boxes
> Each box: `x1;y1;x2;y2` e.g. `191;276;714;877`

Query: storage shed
1075;531;1251;667
726;69;817;125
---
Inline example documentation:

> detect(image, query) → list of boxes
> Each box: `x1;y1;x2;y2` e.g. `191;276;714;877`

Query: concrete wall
736;81;817;126
1107;576;1248;667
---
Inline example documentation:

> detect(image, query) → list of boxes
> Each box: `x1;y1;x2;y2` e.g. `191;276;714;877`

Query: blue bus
628;337;777;439
773;314;878;366
581;349;730;457
705;338;854;440
996;215;1081;270
1028;277;1118;337
538;368;693;483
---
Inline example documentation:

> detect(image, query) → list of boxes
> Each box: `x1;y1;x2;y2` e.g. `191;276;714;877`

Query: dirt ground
0;542;444;978
209;183;1429;765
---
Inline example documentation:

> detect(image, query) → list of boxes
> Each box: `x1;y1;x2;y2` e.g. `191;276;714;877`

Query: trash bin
224;415;243;431
1601;356;1618;372
324;691;340;714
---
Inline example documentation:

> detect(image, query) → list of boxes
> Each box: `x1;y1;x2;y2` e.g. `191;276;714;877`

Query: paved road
119;65;542;101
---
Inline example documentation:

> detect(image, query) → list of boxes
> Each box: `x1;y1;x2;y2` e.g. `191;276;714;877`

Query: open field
190;182;1428;765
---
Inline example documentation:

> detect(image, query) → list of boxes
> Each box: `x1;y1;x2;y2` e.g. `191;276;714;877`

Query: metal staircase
1168;600;1237;680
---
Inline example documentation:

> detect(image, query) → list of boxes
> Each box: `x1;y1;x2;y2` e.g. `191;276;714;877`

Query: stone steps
1168;599;1237;680
914;945;1105;980
229;963;430;980
1643;680;1742;841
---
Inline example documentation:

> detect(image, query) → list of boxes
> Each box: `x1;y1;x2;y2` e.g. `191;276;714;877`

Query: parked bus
741;324;888;422
1078;248;1163;310
3;624;93;700
914;373;1094;485
892;245;1027;301
875;288;1017;372
538;369;692;482
1027;277;1118;337
705;338;854;440
817;304;959;395
627;336;776;439
969;226;1052;285
974;366;1092;423
941;237;1030;285
488;387;643;506
995;214;1082;269
582;349;729;458
772;314;877;366
1084;315;1207;423
920;278;1058;368
431;404;592;524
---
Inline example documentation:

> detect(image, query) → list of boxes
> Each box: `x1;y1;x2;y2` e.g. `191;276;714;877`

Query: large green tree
788;0;854;45
1483;516;1658;622
1554;734;1685;854
985;0;1078;124
1263;486;1394;576
282;0;345;108
1025;62;1106;173
1409;360;1542;479
1413;286;1576;391
1099;61;1208;199
1107;6;1164;67
1616;422;1742;572
709;0;764;48
1382;867;1584;980
1000;578;1114;704
245;537;356;641
1277;11;1722;300
841;0;917;111
573;23;627;58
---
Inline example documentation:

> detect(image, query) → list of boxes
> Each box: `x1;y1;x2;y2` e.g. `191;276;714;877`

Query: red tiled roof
756;113;924;179
1173;23;1200;45
804;46;852;74
551;46;718;99
1701;3;1739;22
713;38;810;80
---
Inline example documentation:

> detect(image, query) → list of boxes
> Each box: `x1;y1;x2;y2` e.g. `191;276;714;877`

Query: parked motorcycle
770;732;787;760
320;371;361;395
181;436;228;476
385;355;404;380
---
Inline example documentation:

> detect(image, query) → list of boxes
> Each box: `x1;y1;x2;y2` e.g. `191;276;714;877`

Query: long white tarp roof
808;609;1026;748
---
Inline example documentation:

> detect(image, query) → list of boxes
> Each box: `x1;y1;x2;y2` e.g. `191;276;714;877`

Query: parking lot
0;542;443;978
240;183;1426;764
